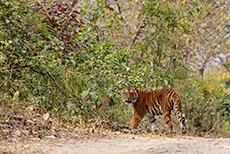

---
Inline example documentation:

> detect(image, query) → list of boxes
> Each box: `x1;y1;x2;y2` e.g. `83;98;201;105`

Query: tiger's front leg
130;114;142;127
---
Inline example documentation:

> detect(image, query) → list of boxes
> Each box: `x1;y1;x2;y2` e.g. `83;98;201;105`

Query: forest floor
1;117;230;154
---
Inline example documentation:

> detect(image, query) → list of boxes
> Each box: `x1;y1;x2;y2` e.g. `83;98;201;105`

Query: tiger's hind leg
163;110;173;134
148;115;158;132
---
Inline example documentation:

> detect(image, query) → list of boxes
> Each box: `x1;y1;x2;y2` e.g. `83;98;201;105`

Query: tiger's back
122;86;186;134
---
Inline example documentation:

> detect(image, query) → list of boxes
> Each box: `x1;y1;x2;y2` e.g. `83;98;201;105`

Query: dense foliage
0;0;229;136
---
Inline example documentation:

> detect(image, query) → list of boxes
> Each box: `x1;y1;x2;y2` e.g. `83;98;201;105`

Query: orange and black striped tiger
121;86;186;134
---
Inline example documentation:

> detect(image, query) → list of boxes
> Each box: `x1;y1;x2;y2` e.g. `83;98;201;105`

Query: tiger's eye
130;90;133;94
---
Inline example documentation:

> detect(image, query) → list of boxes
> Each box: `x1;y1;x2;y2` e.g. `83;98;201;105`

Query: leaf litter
1;115;230;154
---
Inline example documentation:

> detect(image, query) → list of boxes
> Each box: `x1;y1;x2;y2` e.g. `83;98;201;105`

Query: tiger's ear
134;85;137;91
122;85;125;89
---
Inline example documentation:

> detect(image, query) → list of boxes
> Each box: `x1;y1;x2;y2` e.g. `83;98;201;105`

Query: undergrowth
0;0;229;138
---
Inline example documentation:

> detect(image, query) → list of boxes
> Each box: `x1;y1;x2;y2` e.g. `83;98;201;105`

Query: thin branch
105;1;131;33
130;22;146;48
143;73;151;89
205;116;221;137
71;0;78;8
46;72;67;96
1;114;25;121
0;76;10;90
5;65;67;96
115;0;122;14
5;65;58;76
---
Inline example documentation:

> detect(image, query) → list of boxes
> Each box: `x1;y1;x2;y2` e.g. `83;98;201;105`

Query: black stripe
175;112;180;116
170;98;173;110
171;92;176;98
165;119;171;124
156;107;162;115
164;114;170;118
180;116;185;121
168;89;174;97
156;100;160;106
159;107;163;115
181;118;185;123
146;105;150;113
150;119;157;123
151;109;156;115
154;107;159;115
152;106;158;115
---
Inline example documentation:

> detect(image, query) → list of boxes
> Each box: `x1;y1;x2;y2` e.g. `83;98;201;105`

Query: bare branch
128;22;147;50
71;0;78;8
105;1;131;33
0;76;10;90
205;116;221;137
115;0;121;14
4;65;67;96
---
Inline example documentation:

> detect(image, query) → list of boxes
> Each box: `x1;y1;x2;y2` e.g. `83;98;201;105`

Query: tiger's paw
182;129;187;134
181;125;187;134
168;131;176;136
149;129;158;134
153;128;158;133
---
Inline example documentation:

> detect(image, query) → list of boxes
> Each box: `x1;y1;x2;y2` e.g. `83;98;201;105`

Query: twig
115;0;122;14
126;14;147;52
5;65;58;76
0;76;10;90
1;114;25;121
205;116;221;137
46;72;67;96
129;22;147;49
5;65;67;96
71;0;78;8
143;72;151;89
105;1;131;33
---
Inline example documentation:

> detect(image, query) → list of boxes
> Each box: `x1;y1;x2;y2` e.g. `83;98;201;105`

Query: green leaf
81;88;90;99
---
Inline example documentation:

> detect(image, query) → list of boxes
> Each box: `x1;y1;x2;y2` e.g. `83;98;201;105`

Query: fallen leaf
88;118;94;123
28;131;33;136
1;115;8;120
13;91;20;100
186;38;189;43
0;127;4;133
43;113;50;121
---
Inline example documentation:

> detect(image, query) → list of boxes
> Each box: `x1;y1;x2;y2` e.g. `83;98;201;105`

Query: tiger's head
121;86;138;104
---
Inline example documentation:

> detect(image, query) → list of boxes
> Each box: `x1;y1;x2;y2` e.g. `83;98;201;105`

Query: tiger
121;86;186;134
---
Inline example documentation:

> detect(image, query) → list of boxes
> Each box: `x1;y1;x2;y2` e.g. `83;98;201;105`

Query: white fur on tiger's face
121;87;138;104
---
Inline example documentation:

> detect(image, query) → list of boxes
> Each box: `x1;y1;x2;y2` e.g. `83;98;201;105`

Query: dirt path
1;135;230;154
1;118;230;154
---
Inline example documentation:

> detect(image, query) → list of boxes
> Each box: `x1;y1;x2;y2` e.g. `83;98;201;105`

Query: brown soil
1;116;230;154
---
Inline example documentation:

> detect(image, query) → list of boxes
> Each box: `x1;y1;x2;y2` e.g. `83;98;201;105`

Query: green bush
1;0;229;137
0;0;135;124
176;74;226;135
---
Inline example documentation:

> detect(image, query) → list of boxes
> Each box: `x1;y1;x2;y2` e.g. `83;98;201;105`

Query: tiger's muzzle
124;94;138;104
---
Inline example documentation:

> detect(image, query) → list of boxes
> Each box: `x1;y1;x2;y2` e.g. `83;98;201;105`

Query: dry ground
1;117;230;154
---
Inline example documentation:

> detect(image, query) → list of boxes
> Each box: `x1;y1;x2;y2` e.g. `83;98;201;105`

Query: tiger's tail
170;93;186;133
